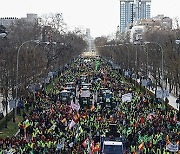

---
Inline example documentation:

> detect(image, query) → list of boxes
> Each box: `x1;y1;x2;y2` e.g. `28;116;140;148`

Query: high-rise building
120;0;151;33
138;0;151;20
120;0;134;33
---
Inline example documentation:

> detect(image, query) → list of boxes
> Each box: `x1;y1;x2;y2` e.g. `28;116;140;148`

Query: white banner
156;90;169;98
122;93;132;102
81;90;90;98
56;141;64;150
9;100;16;109
141;79;147;87
163;90;169;97
156;90;163;98
125;71;129;77
69;120;76;129
166;142;179;152
71;100;80;111
48;72;54;79
45;77;50;84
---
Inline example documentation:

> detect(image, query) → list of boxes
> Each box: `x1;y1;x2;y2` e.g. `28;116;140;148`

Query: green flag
95;60;100;70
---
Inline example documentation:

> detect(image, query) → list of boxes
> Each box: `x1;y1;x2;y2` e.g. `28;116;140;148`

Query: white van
102;141;123;154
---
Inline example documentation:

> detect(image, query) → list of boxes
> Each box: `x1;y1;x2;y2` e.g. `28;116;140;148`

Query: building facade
0;17;18;27
0;13;38;27
85;28;95;52
120;0;134;33
120;0;151;33
136;15;172;30
130;14;172;44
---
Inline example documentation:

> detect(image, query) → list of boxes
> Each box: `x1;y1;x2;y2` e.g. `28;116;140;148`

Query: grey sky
0;0;179;37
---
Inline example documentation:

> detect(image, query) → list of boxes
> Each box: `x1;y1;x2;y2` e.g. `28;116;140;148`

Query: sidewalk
137;79;179;111
148;86;179;111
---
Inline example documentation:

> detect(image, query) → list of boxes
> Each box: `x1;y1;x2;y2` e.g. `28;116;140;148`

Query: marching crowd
0;57;179;154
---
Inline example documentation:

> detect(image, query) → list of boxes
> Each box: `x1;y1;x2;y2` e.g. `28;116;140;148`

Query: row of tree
95;28;180;96
0;13;87;99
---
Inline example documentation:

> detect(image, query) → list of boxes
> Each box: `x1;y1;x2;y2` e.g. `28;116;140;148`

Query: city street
0;0;179;153
0;56;179;153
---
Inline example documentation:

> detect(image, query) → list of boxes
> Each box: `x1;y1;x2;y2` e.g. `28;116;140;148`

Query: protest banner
122;93;132;102
166;142;179;152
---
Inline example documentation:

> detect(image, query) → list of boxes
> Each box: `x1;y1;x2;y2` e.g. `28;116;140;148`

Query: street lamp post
125;43;130;70
175;40;180;119
32;42;50;101
143;44;149;96
42;42;57;92
144;42;164;99
134;44;139;88
14;40;39;122
118;44;129;71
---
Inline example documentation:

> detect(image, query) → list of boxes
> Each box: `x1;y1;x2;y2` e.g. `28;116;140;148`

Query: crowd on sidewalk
0;57;179;154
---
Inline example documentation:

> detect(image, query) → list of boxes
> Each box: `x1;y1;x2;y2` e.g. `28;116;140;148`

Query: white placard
9;100;16;109
125;71;129;77
122;93;132;102
166;142;179;152
156;90;169;98
81;90;90;98
163;90;169;97
156;90;163;98
141;79;147;87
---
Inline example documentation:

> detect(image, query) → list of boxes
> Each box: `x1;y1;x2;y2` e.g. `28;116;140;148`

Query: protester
0;57;179;154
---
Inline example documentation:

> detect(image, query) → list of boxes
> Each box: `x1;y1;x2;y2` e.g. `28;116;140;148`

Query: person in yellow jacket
130;145;136;153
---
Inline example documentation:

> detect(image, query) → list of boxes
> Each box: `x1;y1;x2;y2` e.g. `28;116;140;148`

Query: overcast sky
0;0;179;37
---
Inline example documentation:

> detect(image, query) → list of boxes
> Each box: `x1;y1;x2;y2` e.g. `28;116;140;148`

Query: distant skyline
0;0;179;37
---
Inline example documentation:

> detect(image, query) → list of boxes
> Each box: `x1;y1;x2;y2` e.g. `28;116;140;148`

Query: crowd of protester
0;57;179;154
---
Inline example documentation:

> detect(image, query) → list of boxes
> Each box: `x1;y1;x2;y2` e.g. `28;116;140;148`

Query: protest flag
139;116;145;124
166;135;170;145
90;105;95;111
71;100;80;112
147;113;155;120
95;60;100;70
92;142;100;153
69;120;76;129
73;111;80;123
82;138;89;148
61;118;67;123
173;116;177;123
23;119;30;129
81;110;88;119
68;111;80;129
138;142;144;151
